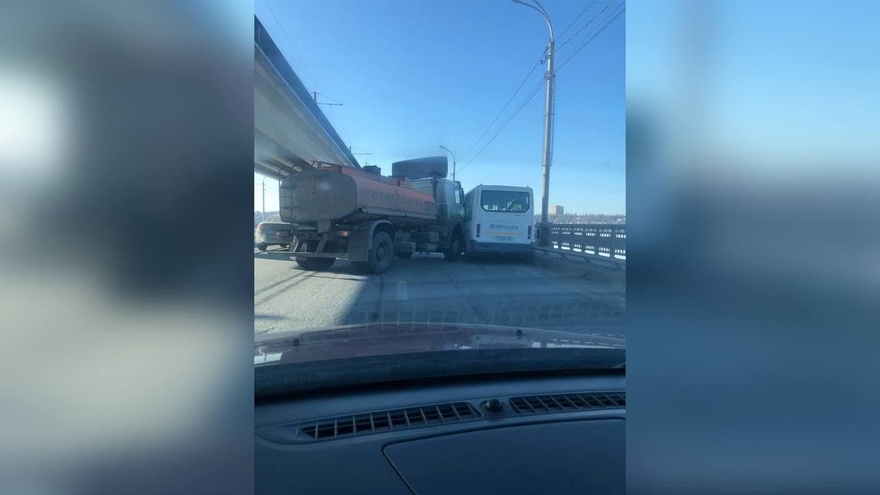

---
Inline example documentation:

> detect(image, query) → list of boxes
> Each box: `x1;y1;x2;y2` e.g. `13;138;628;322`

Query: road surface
255;248;625;339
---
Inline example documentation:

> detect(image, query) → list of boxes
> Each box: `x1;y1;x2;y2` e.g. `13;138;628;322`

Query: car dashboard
256;372;625;494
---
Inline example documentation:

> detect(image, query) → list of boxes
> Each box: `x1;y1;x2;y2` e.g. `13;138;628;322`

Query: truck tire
396;251;413;259
257;243;268;251
443;235;463;261
367;231;394;274
295;257;335;271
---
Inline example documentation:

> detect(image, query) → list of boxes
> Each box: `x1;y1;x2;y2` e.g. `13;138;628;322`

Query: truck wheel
257;243;268;251
444;235;463;261
368;231;394;274
396;251;413;259
295;257;335;271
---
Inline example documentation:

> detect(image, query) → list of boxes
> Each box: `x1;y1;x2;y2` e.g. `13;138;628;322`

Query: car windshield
253;2;626;390
481;190;531;212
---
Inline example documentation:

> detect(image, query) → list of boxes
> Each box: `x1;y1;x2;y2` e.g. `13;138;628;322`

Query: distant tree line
254;211;280;226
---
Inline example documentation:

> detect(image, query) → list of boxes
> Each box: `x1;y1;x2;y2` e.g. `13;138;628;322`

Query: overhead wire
460;1;625;171
556;0;620;54
556;1;596;40
459;78;546;171
556;4;625;72
458;50;546;164
314;92;343;104
262;0;320;87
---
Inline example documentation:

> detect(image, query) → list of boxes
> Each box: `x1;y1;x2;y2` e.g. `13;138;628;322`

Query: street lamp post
261;175;266;222
513;0;554;246
439;145;457;182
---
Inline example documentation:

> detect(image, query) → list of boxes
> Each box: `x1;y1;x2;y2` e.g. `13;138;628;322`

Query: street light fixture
439;145;457;182
512;0;555;246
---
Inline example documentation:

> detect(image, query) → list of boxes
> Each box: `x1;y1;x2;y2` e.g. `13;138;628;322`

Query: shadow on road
461;254;533;265
255;313;287;321
254;248;292;261
254;246;626;340
253;251;364;277
341;256;625;339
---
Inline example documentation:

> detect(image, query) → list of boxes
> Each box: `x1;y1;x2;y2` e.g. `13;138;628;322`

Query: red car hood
255;322;625;364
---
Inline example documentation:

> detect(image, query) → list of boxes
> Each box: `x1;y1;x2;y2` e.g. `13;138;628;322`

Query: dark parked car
255;219;295;251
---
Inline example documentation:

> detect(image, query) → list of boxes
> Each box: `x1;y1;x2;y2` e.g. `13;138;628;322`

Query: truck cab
411;177;466;239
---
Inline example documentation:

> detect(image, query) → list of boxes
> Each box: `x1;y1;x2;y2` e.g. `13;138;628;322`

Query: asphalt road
254;248;625;339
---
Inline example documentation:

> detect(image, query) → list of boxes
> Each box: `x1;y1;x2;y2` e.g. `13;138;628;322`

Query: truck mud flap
347;228;372;263
291;237;341;259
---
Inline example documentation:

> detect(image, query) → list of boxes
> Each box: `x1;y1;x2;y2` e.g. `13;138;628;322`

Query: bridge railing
537;224;626;265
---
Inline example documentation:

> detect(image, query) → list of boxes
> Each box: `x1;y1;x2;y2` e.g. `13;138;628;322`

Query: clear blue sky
627;0;880;179
255;0;625;214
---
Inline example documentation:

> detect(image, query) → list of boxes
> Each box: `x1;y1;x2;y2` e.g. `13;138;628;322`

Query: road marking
396;281;408;301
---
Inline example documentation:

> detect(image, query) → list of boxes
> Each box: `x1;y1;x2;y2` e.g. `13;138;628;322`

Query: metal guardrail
537;224;626;265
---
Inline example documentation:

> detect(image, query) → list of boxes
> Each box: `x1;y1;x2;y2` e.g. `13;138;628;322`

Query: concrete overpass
254;16;360;179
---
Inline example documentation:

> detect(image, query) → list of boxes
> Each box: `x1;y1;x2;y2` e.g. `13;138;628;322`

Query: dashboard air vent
509;391;625;414
300;402;480;440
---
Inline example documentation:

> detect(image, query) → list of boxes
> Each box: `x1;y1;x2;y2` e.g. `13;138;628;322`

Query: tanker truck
279;156;466;274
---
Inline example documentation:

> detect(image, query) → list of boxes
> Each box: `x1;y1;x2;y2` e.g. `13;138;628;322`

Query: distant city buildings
551;205;564;216
537;211;626;225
